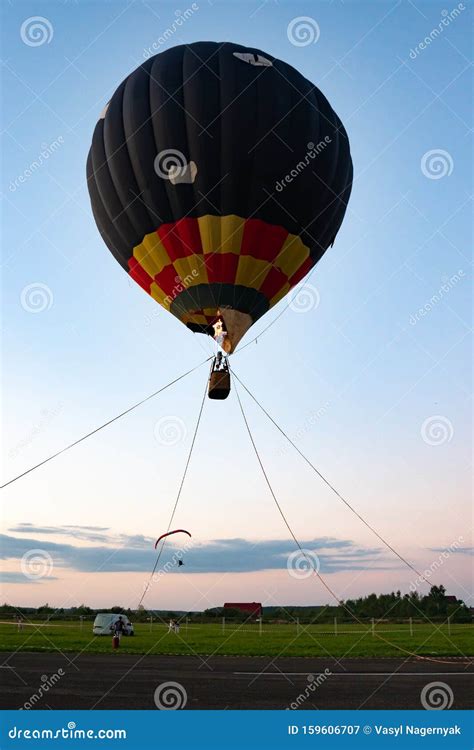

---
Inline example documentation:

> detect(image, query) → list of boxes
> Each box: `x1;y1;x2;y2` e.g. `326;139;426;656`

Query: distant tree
221;608;241;620
204;607;223;619
430;585;447;601
424;585;447;615
77;604;93;615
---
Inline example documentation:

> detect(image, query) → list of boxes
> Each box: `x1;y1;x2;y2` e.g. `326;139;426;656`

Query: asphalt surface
1;652;472;710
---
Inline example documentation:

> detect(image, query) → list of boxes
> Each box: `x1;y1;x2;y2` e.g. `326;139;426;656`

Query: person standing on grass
16;616;23;632
113;616;125;641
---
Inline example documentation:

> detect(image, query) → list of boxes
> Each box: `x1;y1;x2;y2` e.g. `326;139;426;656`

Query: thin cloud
8;523;154;547
0;571;59;584
8;523;113;544
429;546;473;556
0;532;391;576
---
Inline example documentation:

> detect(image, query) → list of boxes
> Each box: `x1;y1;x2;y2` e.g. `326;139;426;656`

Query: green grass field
1;621;472;658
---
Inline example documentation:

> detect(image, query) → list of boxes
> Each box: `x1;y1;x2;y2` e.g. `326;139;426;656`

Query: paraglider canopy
154;529;191;549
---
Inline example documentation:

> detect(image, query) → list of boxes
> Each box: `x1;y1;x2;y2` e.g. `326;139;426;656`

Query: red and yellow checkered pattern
128;215;312;326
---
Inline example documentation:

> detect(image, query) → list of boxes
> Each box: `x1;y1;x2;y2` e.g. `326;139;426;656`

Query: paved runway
1;652;472;710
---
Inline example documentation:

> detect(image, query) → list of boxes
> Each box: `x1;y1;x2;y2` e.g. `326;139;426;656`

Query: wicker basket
208;370;231;400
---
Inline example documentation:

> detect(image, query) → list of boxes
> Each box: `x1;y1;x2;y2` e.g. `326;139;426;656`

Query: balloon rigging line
232;376;470;665
236;303;291;353
233;379;345;608
1;357;212;489
138;377;208;608
235;266;318;354
231;369;430;586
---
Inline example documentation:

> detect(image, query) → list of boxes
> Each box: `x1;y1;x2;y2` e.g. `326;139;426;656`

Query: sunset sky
1;0;471;612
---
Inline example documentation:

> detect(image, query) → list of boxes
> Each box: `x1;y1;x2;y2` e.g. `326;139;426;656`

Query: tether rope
1;358;212;489
233;381;348;608
231;369;430;586
234;267;317;355
232;375;472;665
138;378;208;608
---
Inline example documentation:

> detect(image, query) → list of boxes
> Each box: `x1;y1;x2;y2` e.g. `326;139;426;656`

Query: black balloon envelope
87;41;353;352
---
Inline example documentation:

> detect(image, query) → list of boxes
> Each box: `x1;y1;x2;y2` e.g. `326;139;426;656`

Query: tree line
0;586;470;623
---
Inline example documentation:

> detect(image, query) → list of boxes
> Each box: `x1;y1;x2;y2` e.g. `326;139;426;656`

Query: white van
93;613;134;636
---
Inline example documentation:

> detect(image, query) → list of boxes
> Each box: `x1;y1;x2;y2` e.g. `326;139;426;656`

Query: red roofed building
224;602;262;619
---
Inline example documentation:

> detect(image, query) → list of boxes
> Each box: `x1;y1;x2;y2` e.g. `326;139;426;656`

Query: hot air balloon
87;41;352;397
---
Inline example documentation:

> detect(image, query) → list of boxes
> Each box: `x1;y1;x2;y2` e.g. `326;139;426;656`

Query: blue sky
1;0;472;609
